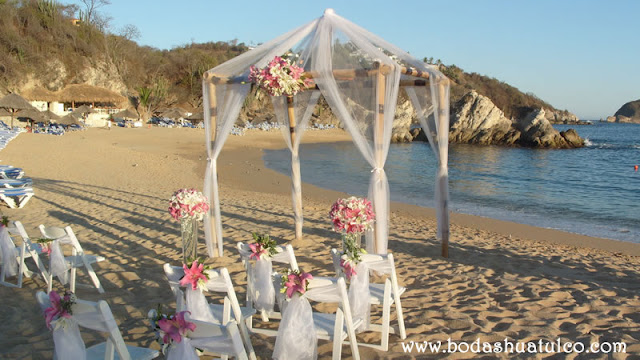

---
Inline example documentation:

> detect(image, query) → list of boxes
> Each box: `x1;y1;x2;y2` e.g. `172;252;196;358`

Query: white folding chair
0;221;51;288
39;224;106;294
236;243;299;324
148;306;248;360
273;275;361;360
331;249;406;351
163;264;256;360
36;290;159;360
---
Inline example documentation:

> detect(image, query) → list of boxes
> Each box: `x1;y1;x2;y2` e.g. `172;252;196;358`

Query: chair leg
70;267;77;293
332;309;344;360
83;260;105;293
16;244;25;288
393;285;406;340
381;280;392;351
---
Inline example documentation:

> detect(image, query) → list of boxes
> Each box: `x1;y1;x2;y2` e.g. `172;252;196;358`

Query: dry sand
1;127;639;359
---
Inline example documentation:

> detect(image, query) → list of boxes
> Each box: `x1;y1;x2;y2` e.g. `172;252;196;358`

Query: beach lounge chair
331;249;406;351
148;300;249;360
38;224;106;294
0;166;24;179
163;264;257;360
0;177;32;188
36;291;159;360
0;187;34;209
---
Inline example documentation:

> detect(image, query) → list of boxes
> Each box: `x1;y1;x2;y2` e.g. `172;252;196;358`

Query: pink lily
249;242;267;260
340;258;357;280
180;260;208;290
44;291;70;329
284;271;313;298
158;311;196;344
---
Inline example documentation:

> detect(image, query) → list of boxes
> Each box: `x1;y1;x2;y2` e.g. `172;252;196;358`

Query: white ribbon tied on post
52;318;86;360
167;337;198;360
0;226;17;277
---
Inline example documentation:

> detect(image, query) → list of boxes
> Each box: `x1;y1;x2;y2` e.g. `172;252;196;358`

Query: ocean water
263;122;640;243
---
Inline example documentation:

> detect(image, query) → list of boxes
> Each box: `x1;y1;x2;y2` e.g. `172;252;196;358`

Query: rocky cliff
606;99;640;124
447;91;583;148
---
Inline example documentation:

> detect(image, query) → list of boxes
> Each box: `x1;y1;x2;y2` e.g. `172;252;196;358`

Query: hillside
0;1;577;124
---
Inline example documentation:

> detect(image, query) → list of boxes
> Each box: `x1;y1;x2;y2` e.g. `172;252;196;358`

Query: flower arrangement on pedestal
249;55;312;97
329;196;375;278
169;189;209;262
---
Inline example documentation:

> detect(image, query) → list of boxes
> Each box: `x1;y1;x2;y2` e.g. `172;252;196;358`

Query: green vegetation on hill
0;1;566;119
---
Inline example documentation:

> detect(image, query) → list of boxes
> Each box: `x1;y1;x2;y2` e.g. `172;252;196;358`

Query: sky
68;0;639;120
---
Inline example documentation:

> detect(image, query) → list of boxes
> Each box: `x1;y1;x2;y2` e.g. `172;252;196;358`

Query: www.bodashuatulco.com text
401;338;626;355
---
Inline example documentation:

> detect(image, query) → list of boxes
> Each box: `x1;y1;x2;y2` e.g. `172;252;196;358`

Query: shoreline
214;128;640;257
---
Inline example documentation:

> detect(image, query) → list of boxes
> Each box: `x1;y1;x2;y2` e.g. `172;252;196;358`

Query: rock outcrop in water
446;91;584;148
606;99;640;124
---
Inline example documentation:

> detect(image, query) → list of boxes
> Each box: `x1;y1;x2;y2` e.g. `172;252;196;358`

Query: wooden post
205;81;219;257
374;63;387;254
437;79;450;258
287;95;303;241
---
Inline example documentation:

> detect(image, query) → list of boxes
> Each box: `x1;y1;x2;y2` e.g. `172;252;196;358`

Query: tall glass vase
341;233;362;252
181;217;198;263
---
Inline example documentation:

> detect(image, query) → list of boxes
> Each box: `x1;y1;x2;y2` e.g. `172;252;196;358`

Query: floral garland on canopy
249;55;312;97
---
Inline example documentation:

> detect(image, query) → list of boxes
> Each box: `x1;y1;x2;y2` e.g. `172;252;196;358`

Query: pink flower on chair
158;311;196;344
340;258;357;280
249;242;267;260
284;271;313;298
44;291;73;329
180;260;208;291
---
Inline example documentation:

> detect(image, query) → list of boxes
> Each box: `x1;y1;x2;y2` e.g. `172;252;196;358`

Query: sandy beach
1;127;639;359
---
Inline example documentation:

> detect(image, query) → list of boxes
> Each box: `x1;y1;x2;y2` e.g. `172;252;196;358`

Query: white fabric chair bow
272;275;361;360
331;249;406;350
36;290;159;360
39;224;106;293
163;264;257;360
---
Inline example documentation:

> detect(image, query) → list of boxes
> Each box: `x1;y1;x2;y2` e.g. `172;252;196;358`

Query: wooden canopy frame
203;63;450;258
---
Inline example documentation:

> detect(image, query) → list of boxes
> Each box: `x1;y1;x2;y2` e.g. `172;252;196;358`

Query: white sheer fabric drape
0;227;17;277
309;14;400;254
405;80;450;244
237;246;276;312
203;83;251;257
272;91;321;240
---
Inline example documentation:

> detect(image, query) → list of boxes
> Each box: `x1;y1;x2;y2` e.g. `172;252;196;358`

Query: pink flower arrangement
248;232;277;260
44;290;75;329
281;269;313;298
157;311;196;344
249;55;311;97
340;257;358;280
180;259;209;291
329;196;375;235
169;188;209;222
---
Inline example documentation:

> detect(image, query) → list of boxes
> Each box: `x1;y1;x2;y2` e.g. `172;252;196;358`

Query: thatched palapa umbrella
160;108;187;120
56;113;82;126
113;108;139;120
23;87;58;103
19;108;48;124
42;110;61;122
0;93;37;128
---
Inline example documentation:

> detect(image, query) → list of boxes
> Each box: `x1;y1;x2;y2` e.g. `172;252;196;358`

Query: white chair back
38;224;105;294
